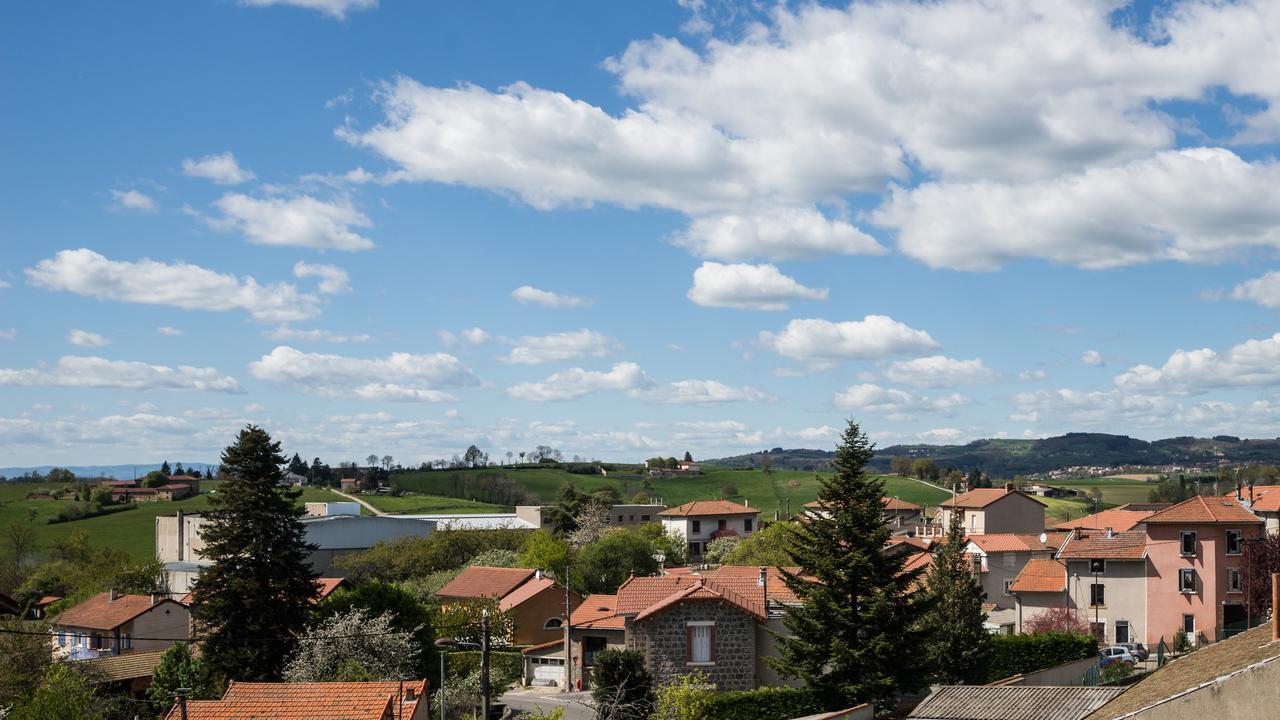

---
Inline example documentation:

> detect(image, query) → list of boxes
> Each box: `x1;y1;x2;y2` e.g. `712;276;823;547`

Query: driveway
328;487;385;515
499;689;595;720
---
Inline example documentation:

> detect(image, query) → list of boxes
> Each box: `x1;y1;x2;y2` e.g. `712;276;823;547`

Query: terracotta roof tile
522;639;564;655
1052;507;1155;533
616;575;699;615
54;593;182;631
314;577;347;601
1008;558;1067;593
169;680;427;720
1233;487;1280;512
78;649;169;683
1057;530;1148;560
633;577;766;622
708;565;807;604
941;489;1024;509
436;566;536;600
498;577;571;612
658;500;759;517
571;594;624;629
967;532;1067;554
1143;495;1261;524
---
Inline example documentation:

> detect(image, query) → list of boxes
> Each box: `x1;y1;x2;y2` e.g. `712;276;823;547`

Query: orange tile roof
941;489;1023;509
54;593;181;631
571;594;624;629
902;551;934;575
708;565;807;604
633;577;766;622
1234;487;1280;512
315;577;346;601
1052;507;1154;533
886;536;935;552
169;680;426;720
616;575;700;614
436;566;536;600
967;532;1067;554
497;576;567;612
1143;495;1261;524
1057;530;1148;560
658;500;759;517
1008;559;1067;593
522;639;564;656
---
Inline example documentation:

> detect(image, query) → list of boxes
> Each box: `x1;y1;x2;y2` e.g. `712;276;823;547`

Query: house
1140;495;1261;645
964;532;1066;611
659;500;760;561
1051;504;1160;533
164;475;201;494
339;477;359;491
565;593;626;689
32;594;62;618
909;685;1126;720
515;503;667;529
804;496;924;529
167;679;428;720
1238;486;1280;534
1055;529;1149;644
677;461;701;473
937;488;1047;535
1007;558;1068;632
51;590;190;659
436;566;581;646
281;471;307;486
305;501;362;517
78;648;169;698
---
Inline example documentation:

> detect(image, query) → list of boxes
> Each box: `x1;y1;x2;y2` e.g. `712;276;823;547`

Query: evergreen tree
920;507;993;683
683;450;693;463
288;453;308;477
174;462;186;475
773;420;927;708
190;426;317;682
160;460;172;476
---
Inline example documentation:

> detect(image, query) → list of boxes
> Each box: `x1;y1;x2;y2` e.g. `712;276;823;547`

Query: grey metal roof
909;686;1127;720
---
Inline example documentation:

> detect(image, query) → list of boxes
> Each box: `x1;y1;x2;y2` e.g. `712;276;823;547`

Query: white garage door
532;659;565;686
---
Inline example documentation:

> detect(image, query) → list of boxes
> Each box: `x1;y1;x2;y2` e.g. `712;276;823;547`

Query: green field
1047;477;1158;507
358;494;505;515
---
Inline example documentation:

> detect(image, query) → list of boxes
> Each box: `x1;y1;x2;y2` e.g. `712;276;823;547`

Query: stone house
937;488;1047;535
659;500;760;561
51;590;189;659
567;594;626;689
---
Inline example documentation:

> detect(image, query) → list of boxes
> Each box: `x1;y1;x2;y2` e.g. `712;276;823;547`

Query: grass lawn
1048;477;1157;507
1033;495;1097;524
359;494;505;515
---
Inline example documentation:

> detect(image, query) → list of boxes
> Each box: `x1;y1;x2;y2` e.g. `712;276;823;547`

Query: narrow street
498;689;596;720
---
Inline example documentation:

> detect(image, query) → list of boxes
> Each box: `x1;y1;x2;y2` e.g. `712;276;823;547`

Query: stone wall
627;599;756;691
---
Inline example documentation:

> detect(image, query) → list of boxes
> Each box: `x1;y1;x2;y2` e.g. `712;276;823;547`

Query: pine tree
920;506;994;684
772;420;927;707
160;460;172;476
190;426;317;682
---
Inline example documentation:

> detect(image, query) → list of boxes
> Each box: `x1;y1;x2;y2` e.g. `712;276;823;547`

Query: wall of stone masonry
627;599;756;691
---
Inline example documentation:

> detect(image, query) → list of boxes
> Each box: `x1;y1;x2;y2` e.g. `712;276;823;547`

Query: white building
658;500;760;561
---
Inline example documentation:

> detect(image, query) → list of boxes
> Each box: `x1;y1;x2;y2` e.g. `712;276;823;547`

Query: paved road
328;487;385;515
499;690;595;719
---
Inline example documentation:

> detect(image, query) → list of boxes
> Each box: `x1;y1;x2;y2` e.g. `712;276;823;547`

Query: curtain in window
690;625;712;663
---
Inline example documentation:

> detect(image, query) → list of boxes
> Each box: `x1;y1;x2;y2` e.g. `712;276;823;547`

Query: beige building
938;488;1047;535
965;533;1066;610
51;590;189;659
658;500;760;561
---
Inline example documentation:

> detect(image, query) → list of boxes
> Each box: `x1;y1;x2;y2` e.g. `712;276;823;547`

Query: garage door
532;660;565;686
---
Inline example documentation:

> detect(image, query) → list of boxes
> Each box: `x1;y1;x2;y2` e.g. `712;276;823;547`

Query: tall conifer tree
920;505;994;683
772;420;927;707
190;426;317;682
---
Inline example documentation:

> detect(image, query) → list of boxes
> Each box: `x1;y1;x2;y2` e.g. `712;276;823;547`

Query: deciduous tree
592;649;653;720
285;607;420;682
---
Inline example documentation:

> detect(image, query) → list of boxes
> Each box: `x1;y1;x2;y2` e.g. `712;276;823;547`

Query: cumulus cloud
293;261;351;294
760;316;939;363
438;328;490;348
0;356;242;393
687;262;827;311
507;362;654;401
1011;388;1174;428
883;356;996;387
1018;369;1048;381
1082;350;1105;367
501;329;617;365
673;209;883;261
918;428;966;443
1115;333;1280;392
511;286;591;308
249;346;480;402
109;189;157;212
1231;271;1280;308
156;326;184;336
631;379;775;404
833;383;968;417
67;329;110;348
210;194;373;251
0;328;18;340
181;152;256;185
27;249;321;324
263;326;372;343
237;0;377;20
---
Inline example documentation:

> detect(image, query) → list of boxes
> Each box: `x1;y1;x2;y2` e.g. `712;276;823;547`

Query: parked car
1099;645;1138;667
1117;642;1149;661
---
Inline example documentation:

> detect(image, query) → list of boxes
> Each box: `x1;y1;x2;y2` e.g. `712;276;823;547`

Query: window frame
543;617;563;630
1183;613;1196;635
1115;620;1130;644
685;621;716;666
1228;567;1242;593
1179;568;1197;594
1003;579;1014;596
1180;531;1197;557
744;518;754;532
1090;582;1105;608
1226;529;1243;556
691;520;701;534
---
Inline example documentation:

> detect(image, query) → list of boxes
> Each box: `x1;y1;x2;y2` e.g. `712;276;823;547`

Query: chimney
150;593;157;606
1105;527;1115;539
758;566;769;617
1272;573;1279;643
535;569;543;581
108;588;118;602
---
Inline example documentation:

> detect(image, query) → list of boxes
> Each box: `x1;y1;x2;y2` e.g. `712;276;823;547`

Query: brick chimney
108;588;118;602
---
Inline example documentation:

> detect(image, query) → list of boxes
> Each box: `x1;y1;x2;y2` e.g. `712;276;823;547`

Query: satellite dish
1039;532;1048;544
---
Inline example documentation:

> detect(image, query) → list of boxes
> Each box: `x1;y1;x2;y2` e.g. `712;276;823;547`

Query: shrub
702;687;828;720
591;649;653;720
703;537;740;564
987;632;1098;682
1099;660;1134;684
442;649;522;688
653;669;713;720
1173;629;1192;654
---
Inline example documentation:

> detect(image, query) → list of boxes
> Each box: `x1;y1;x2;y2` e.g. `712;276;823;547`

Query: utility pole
564;563;573;693
481;609;491;720
176;688;190;720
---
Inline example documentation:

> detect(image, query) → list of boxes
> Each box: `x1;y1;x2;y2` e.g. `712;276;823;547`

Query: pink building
1141;496;1261;647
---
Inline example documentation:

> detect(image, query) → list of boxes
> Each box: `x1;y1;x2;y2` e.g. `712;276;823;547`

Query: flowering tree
284;607;420;682
1242;532;1280;618
1024;606;1090;635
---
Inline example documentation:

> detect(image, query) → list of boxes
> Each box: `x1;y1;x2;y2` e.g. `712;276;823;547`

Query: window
57;630;66;646
1003;580;1014;596
641;515;650;522
1228;568;1242;592
718;519;727;530
1180;531;1197;557
1115;620;1130;644
969;513;977;532
1179;568;1197;593
686;622;715;664
1089;559;1106;574
971;555;983;574
1226;530;1243;555
544;618;563;630
1183;614;1196;635
691;520;701;534
122;634;131;650
744;518;754;532
618;515;624;523
1090;583;1105;607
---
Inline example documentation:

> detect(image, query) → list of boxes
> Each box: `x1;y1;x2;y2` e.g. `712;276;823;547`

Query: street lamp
434;637;480;720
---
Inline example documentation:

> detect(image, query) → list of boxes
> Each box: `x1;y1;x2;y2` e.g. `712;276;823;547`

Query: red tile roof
436;566;536;600
169;680;426;720
1052;506;1154;533
1057;530;1148;560
571;594;624;629
708;565;807;604
967;532;1067;554
54;593;181;631
1234;487;1280;512
941;489;1025;508
314;577;346;601
1143;495;1261;524
1008;559;1067;593
633;577;766;622
616;575;699;615
522;639;564;656
658;500;758;517
497;576;568;612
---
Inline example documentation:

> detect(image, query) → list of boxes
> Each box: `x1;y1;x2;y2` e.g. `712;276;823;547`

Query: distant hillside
707;433;1280;477
0;462;217;479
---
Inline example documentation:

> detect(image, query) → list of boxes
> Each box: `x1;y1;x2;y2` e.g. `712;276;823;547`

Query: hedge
987;632;1098;682
703;687;830;720
443;649;523;685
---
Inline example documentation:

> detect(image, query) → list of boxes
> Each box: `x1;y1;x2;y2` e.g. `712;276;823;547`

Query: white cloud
760;316;939;362
686;262;827;311
156;326;183;336
673;209;883;261
68;329;110;348
26;248;321;324
248;345;480;402
109;189;157;212
211;194;374;251
237;0;377;20
461;327;490;345
263;326;372;343
1082;350;1105;367
507;362;654;401
1018;369;1048;381
917;428;966;443
773;425;840;444
0;280;10;289
1115;332;1280;392
293;261;351;294
833;383;968;417
0;356;242;393
631;379;775;404
501;329;617;365
181;152;256;185
1011;388;1174;428
0;329;16;340
1231;271;1280;308
883;356;997;387
511;286;591;308
874;149;1280;270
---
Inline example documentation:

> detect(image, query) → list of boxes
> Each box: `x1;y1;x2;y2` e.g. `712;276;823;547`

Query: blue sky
4;0;1280;466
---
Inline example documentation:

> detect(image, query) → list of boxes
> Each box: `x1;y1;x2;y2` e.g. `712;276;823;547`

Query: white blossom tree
284;607;420;682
